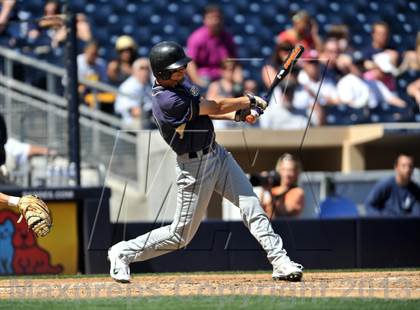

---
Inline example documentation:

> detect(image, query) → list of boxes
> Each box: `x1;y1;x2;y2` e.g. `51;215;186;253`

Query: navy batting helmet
149;41;191;80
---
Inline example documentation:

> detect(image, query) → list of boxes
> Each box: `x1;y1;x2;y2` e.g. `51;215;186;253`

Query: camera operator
254;154;305;218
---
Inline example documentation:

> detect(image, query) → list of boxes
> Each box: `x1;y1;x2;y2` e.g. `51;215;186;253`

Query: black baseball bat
246;45;305;122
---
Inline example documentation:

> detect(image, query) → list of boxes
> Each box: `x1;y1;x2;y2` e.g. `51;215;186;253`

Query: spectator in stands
107;35;138;86
244;79;258;96
25;0;62;58
5;138;52;168
260;82;309;130
114;58;155;129
260;153;305;218
362;21;398;64
50;13;92;50
336;53;371;109
277;10;323;53
364;51;398;92
320;38;342;82
365;153;420;216
262;42;295;89
400;32;420;109
294;51;339;125
77;41;107;85
407;79;420;108
206;59;244;129
186;4;237;90
28;1;92;54
326;24;352;53
0;0;15;36
399;31;420;74
336;53;406;110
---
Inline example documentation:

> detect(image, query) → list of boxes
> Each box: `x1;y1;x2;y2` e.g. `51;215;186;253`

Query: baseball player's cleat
272;259;303;282
108;246;131;283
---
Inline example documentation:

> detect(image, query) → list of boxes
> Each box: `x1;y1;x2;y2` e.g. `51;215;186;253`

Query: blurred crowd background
0;0;419;130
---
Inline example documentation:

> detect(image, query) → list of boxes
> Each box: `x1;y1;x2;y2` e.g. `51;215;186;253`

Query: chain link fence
0;46;138;186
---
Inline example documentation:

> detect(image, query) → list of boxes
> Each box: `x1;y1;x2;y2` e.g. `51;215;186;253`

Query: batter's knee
239;196;267;218
170;223;197;248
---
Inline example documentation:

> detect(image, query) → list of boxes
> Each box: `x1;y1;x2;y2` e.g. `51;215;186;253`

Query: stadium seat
23;0;44;15
259;4;277;24
154;0;170;14
177;4;198;26
70;0;87;13
319;195;359;218
369;104;415;123
325;106;369;126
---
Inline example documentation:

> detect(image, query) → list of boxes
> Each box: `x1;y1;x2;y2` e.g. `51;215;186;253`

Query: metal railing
0;46;139;186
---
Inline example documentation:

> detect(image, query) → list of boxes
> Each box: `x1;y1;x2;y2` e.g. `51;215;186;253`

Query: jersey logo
175;123;186;139
189;86;200;97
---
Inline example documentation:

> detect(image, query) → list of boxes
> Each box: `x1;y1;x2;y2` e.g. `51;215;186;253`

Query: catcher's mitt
17;195;52;237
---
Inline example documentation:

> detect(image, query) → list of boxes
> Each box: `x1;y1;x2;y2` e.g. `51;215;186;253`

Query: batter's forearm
200;96;250;116
214;96;250;114
209;111;236;120
0;192;19;207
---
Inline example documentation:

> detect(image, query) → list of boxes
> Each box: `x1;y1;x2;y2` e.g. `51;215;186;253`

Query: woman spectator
261;42;295;89
260;154;305;218
107;35;138;86
277;10;323;53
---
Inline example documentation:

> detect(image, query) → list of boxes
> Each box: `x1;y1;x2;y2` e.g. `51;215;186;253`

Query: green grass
0;296;419;310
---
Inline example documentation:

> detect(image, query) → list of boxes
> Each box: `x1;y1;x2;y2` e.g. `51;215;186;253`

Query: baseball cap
115;35;137;51
372;52;398;76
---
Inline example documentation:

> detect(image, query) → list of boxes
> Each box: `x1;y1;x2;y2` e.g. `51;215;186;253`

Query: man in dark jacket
365;154;420;216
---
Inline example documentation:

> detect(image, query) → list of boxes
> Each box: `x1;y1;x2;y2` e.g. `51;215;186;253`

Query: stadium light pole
63;2;81;186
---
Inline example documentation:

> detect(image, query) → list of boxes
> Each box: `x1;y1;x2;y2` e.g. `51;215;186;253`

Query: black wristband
245;93;256;109
235;109;251;122
234;110;241;122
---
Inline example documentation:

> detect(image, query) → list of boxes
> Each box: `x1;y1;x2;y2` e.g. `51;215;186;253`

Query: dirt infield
1;271;419;300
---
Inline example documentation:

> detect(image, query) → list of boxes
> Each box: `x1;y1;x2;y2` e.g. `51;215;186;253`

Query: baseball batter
108;41;303;283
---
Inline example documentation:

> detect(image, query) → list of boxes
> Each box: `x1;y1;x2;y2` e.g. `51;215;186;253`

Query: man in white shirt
115;58;155;129
336;53;405;109
293;55;339;125
260;84;309;130
336;54;370;109
77;41;107;83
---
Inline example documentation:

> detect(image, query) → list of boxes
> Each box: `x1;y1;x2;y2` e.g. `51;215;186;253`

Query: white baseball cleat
108;246;131;283
272;259;303;282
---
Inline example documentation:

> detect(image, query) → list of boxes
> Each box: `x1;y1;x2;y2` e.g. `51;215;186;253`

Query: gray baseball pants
115;143;288;266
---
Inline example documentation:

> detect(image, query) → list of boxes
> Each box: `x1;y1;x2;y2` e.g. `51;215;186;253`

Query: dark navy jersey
365;176;420;216
152;78;215;155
